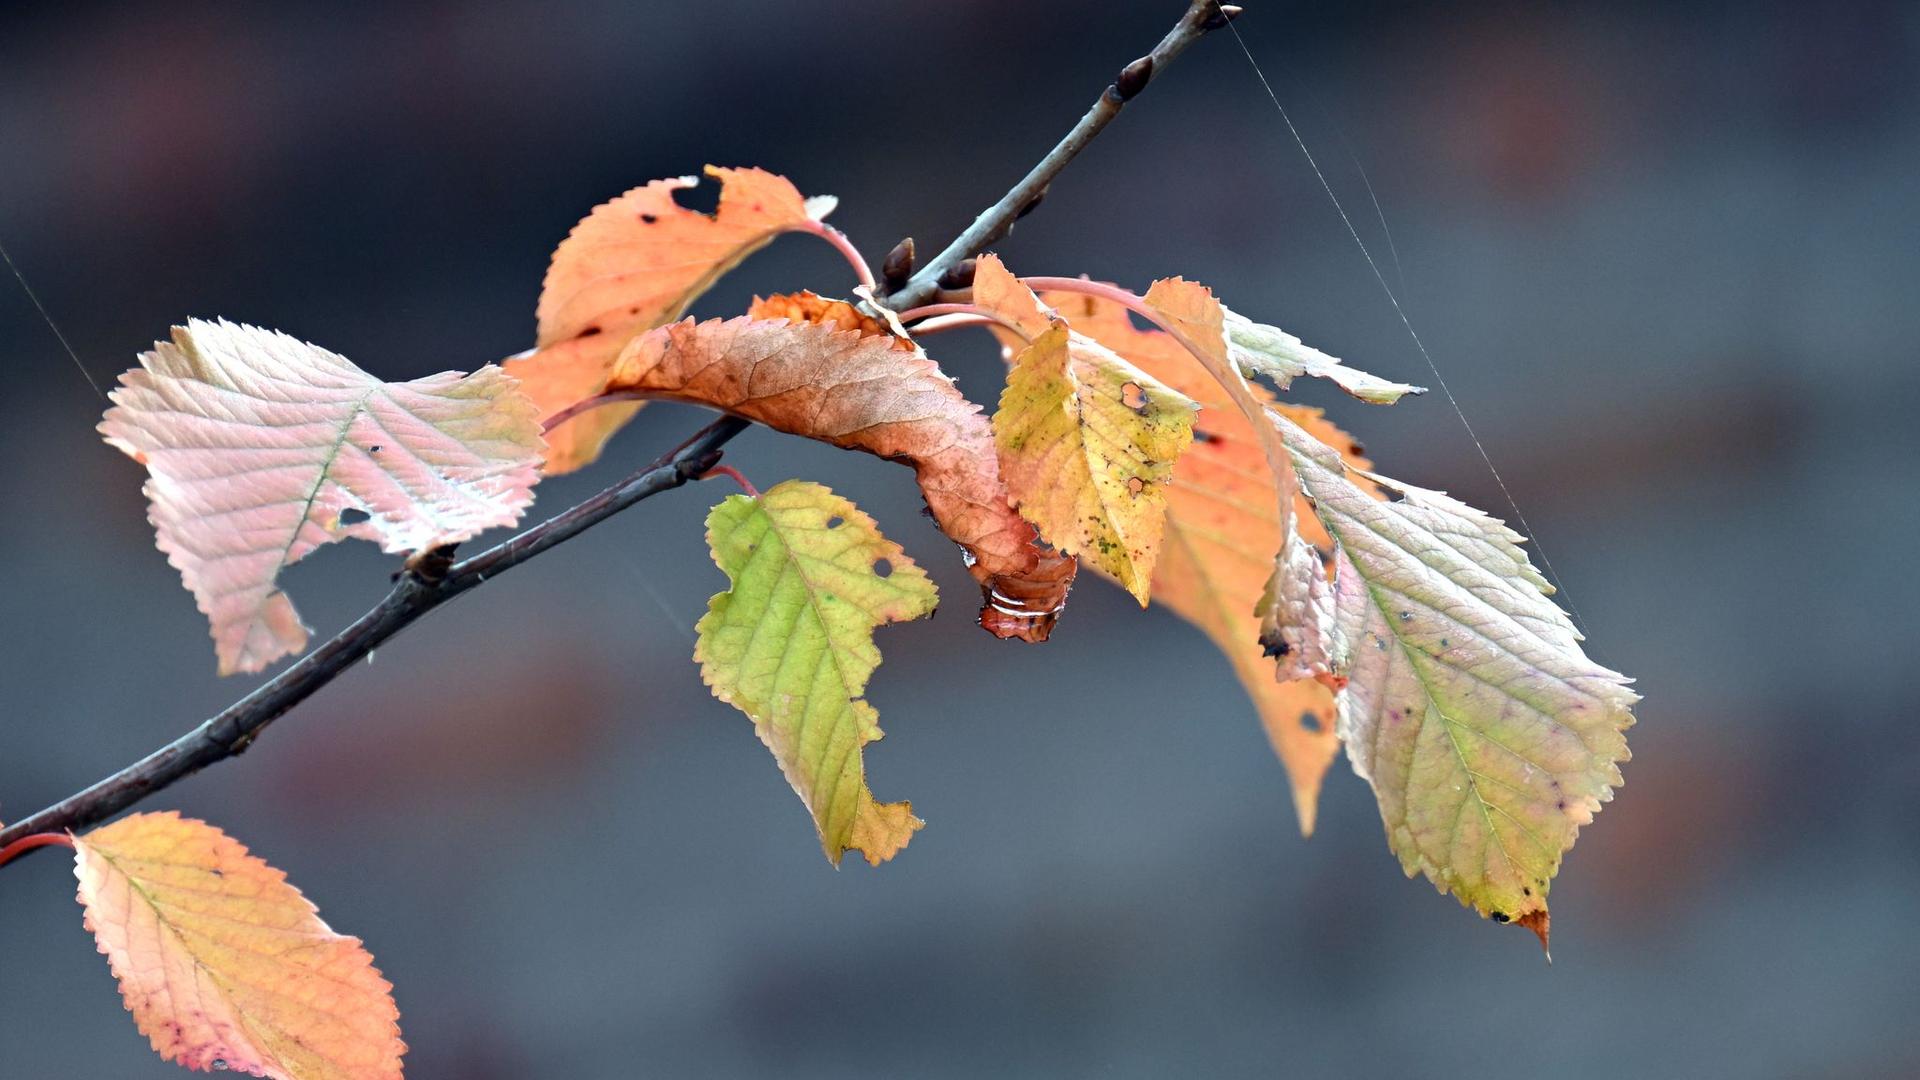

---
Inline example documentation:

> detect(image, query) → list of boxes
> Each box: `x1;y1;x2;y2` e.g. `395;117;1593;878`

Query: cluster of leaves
24;164;1633;1076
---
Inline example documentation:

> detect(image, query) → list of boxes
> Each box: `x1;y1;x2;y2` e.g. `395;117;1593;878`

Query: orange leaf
72;812;404;1079
505;166;837;472
1039;288;1377;834
608;308;1076;641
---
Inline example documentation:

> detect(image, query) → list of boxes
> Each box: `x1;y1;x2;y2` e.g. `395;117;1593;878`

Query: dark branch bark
0;1;1228;856
0;418;745;847
883;0;1229;310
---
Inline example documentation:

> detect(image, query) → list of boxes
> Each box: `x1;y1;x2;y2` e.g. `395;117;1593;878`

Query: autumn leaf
1277;412;1636;943
72;812;404;1079
99;320;545;675
1223;307;1425;404
1139;279;1363;679
607;310;1076;642
697;481;934;865
504;166;837;472
1042;287;1374;835
972;258;1197;602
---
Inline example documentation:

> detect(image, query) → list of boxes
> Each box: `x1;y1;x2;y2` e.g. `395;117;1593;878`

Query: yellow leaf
977;258;1196;602
72;812;404;1079
505;166;835;472
1040;288;1377;835
697;480;936;865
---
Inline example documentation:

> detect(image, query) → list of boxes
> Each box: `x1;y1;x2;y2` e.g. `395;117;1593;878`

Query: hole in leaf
670;178;720;215
639;213;658;224
368;444;383;453
339;508;372;526
826;516;845;529
873;558;893;579
1126;476;1146;495
1121;381;1148;412
1299;710;1323;733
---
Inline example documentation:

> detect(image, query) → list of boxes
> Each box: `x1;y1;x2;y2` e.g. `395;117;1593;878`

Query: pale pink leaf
100;319;546;674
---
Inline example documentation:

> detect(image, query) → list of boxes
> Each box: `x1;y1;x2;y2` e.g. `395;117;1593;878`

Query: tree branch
0;417;746;848
0;2;1232;857
883;0;1234;310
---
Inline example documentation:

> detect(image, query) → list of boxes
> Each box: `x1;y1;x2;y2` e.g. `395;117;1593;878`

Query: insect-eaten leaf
73;812;404;1079
1040;286;1375;835
697;480;935;865
505;165;836;472
608;309;1076;642
1277;413;1637;945
100;320;545;674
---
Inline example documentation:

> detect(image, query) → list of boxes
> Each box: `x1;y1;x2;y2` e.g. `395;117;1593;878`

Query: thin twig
0;3;1227;861
882;0;1231;310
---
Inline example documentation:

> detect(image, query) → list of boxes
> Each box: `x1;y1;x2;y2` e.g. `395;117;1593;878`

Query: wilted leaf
100;320;544;674
608;311;1076;642
1277;413;1636;940
72;812;404;1079
1223;307;1425;404
697;481;934;864
505;166;836;472
749;290;903;342
1045;287;1374;834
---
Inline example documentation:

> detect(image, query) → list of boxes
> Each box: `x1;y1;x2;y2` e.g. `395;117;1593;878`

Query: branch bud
938;257;978;290
1202;4;1243;31
1017;186;1049;221
1113;56;1154;102
882;237;916;291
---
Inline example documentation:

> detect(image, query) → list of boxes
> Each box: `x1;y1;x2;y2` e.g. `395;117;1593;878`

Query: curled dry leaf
1043;287;1375;835
72;812;404;1079
697;481;933;864
1277;414;1636;942
607;308;1076;641
100;319;545;674
975;257;1198;602
504;166;836;472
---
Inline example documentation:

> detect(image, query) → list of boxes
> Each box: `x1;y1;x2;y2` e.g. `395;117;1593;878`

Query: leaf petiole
0;832;74;869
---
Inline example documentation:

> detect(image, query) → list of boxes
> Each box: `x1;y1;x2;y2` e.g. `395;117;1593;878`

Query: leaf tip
1517;908;1552;960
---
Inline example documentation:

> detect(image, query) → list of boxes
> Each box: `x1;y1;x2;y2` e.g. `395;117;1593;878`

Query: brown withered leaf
505;166;837;472
1040;288;1378;835
747;290;908;346
607;307;1076;641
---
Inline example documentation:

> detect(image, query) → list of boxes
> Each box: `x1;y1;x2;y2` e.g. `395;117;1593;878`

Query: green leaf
1276;413;1635;946
696;480;936;865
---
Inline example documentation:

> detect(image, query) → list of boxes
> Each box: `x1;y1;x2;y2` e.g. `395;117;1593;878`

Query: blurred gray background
3;1;1916;1077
